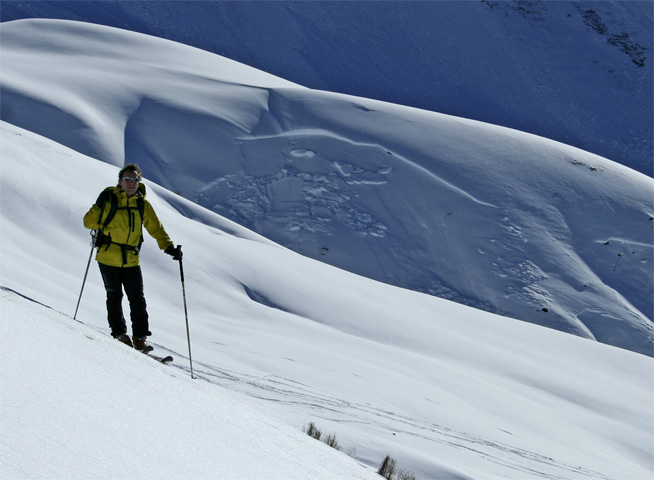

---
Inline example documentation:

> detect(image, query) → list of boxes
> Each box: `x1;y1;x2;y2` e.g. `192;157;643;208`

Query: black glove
165;245;183;261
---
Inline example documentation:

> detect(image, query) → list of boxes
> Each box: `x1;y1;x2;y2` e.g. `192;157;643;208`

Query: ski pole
177;247;195;379
74;230;96;320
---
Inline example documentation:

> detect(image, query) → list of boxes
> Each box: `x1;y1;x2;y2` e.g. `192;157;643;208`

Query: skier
83;164;182;351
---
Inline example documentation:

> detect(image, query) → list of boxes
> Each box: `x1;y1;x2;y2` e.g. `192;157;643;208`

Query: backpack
94;186;145;255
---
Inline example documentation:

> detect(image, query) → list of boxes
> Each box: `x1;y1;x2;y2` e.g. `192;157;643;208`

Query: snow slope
1;112;653;480
1;19;652;357
1;0;651;176
0;288;381;480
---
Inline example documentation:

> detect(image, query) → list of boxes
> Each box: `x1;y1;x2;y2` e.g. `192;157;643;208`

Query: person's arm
142;200;174;251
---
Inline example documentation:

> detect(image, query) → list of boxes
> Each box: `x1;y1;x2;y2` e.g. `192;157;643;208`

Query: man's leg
122;266;150;338
98;263;127;337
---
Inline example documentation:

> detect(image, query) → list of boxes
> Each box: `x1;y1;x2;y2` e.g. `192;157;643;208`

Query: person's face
119;171;140;197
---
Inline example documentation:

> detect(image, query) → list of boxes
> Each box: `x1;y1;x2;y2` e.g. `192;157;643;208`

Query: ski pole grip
177;245;184;282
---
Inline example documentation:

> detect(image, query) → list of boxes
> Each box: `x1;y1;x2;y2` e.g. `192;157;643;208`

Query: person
83;164;182;351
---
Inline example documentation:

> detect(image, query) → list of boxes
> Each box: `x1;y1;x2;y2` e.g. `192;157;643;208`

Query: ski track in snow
166;348;612;480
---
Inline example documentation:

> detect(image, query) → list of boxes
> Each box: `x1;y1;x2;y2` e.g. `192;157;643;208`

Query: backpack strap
137;197;145;248
136;197;145;229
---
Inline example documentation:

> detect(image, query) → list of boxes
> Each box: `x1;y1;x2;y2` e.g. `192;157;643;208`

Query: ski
141;345;173;363
144;351;174;364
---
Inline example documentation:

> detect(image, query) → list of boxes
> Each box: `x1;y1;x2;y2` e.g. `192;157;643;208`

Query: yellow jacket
83;185;174;267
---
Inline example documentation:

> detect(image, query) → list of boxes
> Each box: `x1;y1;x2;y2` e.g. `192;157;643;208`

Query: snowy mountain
0;18;653;479
1;19;652;358
1;0;652;177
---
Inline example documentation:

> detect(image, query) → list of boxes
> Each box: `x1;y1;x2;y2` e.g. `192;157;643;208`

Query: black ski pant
98;263;151;338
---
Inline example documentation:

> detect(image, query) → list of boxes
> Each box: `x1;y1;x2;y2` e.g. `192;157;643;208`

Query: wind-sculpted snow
2;1;651;176
0;19;652;358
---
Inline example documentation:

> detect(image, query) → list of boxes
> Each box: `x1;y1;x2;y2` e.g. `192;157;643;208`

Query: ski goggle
121;176;140;183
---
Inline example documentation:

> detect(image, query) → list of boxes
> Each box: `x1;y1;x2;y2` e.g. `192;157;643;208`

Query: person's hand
165;245;183;261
